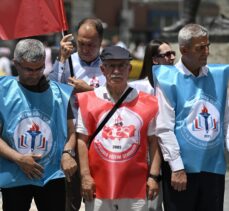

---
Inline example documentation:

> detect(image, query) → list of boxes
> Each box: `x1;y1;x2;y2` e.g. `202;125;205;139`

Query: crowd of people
0;16;229;211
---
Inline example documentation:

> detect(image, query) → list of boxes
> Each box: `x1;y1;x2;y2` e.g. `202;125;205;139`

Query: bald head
76;18;103;41
78;23;100;42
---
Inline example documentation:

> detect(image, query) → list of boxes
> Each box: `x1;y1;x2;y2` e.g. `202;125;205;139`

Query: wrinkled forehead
103;59;130;65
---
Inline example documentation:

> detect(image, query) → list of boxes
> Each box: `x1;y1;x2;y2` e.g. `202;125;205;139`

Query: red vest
77;90;158;199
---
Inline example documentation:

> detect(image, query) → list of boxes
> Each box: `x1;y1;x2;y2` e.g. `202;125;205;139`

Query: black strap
88;87;133;148
64;30;74;77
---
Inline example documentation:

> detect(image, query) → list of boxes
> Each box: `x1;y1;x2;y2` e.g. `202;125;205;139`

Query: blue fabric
153;64;229;174
0;77;73;188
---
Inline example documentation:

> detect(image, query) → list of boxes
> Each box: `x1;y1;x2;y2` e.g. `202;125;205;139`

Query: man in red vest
75;46;161;211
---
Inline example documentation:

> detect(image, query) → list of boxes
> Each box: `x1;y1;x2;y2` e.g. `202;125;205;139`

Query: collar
18;75;50;92
78;53;101;67
95;85;138;103
175;59;208;77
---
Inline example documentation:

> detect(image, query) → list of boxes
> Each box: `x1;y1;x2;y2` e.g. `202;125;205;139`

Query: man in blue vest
0;39;76;211
154;24;229;211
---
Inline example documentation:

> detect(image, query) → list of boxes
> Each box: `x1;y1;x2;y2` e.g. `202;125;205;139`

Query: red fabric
0;0;68;40
77;91;158;199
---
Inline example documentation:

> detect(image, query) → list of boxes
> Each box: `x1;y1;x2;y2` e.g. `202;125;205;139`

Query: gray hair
14;39;46;63
178;24;209;47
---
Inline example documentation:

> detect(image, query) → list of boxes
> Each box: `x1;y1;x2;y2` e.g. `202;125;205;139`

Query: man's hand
61;153;77;182
59;34;75;63
68;77;93;92
16;154;44;179
147;177;160;200
171;169;187;191
81;174;96;201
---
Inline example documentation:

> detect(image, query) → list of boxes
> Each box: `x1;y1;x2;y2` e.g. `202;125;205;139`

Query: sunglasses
157;51;176;58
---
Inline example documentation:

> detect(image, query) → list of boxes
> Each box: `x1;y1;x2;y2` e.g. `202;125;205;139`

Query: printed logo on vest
89;76;100;88
94;108;142;162
182;99;220;148
14;113;53;159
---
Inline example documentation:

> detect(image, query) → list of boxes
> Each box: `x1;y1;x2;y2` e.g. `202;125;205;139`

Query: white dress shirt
128;77;154;95
49;52;106;87
155;59;229;171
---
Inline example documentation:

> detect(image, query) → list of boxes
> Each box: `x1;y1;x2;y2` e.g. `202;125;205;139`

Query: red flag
0;0;68;40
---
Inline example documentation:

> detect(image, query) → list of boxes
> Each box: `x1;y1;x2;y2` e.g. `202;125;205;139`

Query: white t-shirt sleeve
147;118;156;136
76;107;89;135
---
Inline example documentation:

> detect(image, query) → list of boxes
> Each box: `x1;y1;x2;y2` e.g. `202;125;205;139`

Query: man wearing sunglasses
0;39;76;211
154;24;229;211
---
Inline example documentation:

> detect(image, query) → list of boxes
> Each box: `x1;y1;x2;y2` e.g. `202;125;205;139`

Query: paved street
0;172;229;210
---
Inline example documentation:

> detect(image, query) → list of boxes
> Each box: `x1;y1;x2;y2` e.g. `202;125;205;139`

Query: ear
180;46;188;55
152;57;159;65
100;64;106;74
13;60;20;74
13;59;19;68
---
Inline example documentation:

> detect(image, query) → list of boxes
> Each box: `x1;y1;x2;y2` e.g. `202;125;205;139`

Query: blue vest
153;64;229;174
0;77;73;187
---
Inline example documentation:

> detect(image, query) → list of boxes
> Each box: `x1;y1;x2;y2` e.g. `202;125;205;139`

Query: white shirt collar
175;59;208;77
95;85;138;103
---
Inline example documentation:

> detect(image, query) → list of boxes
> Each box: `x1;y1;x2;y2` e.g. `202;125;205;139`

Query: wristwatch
62;149;76;158
149;173;162;183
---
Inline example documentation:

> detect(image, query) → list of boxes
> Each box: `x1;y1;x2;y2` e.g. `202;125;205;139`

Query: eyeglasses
103;63;129;70
157;51;176;58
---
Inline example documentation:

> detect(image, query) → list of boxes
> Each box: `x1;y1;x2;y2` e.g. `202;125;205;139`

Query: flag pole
59;0;74;76
63;30;74;77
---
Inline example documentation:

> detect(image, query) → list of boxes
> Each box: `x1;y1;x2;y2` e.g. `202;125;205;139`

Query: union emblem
94;108;142;162
14;116;52;157
184;99;220;148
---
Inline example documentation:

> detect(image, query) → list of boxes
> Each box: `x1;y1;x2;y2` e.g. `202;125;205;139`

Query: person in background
49;17;106;92
0;39;76;211
50;17;106;211
74;46;161;211
132;42;145;60
0;47;12;76
154;24;229;211
111;34;127;49
100;38;111;53
129;39;175;94
129;40;175;211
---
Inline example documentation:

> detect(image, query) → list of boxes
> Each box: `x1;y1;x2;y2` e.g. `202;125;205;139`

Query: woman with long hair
129;39;176;211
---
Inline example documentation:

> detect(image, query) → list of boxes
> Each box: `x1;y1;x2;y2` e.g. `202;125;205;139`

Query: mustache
110;74;123;78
